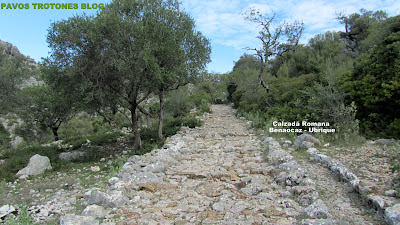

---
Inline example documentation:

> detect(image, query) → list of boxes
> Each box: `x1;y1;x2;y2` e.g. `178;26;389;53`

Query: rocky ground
1;105;400;224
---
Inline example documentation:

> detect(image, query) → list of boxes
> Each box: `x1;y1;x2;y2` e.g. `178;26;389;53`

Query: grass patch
387;141;400;173
0;112;204;183
0;131;124;182
291;147;312;160
0;145;62;182
66;132;123;150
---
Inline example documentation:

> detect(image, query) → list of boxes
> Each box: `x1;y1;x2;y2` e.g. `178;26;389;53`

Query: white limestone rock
16;154;52;176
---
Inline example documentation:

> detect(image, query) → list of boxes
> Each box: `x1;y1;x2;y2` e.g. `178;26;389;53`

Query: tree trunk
258;61;269;92
158;89;164;140
137;114;142;128
146;115;151;128
52;127;59;141
130;103;141;150
138;105;152;128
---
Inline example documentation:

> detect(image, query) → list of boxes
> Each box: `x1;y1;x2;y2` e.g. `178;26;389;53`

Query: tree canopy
342;20;400;138
43;0;210;149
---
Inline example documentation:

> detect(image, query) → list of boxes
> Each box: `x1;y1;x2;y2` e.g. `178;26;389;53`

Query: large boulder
267;149;293;166
385;204;400;225
16;154;52;176
87;191;128;208
81;205;108;219
0;205;17;221
59;151;85;161
294;134;321;149
304;199;329;219
0;40;21;56
60;214;99;225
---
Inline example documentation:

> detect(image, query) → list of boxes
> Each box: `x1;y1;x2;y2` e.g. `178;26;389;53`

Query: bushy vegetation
1;5;399;184
225;9;399;143
0;124;10;150
0;0;216;183
3;205;36;225
0;145;61;181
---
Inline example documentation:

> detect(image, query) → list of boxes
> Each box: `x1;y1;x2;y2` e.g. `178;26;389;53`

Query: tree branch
96;109;119;129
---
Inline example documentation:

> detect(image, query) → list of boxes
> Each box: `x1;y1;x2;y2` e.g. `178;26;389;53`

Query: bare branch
244;9;304;92
137;105;151;117
96;109;119;129
117;108;132;123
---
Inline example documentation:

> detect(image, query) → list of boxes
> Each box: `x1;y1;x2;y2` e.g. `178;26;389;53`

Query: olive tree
44;0;210;149
145;2;211;139
19;85;75;141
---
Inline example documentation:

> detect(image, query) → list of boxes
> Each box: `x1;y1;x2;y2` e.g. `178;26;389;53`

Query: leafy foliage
165;86;193;117
0;124;10;150
337;8;388;55
227;9;399;143
342;27;400;138
17;85;75;141
0;45;36;114
44;0;210;149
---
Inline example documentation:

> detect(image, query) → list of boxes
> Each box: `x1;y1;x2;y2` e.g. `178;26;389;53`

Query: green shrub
3;205;34;225
0;124;10;150
242;110;265;129
342;30;400;138
388;142;400;173
114;112;132;129
162;115;201;137
189;91;212;107
214;98;224;104
137;142;159;155
388;119;400;139
89;132;122;145
66;132;122;149
0;145;61;182
148;101;160;116
197;103;211;114
140;127;159;143
58;113;113;140
74;146;110;163
165;86;193;117
109;155;129;174
14;121;53;144
181;117;202;128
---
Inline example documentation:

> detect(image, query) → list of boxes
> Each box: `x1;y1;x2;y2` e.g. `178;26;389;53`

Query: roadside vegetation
0;0;226;183
224;9;399;144
0;3;399;223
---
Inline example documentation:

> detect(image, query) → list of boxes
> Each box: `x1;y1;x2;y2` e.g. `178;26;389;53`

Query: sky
0;0;399;74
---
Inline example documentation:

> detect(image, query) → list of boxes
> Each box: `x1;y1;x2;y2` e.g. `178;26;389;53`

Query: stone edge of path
308;147;400;225
263;136;337;224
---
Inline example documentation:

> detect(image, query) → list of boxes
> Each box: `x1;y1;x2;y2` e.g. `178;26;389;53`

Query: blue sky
1;0;399;74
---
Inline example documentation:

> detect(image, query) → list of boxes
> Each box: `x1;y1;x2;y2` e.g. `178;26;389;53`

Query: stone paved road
62;105;382;224
96;105;304;224
112;105;300;224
